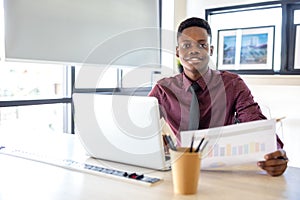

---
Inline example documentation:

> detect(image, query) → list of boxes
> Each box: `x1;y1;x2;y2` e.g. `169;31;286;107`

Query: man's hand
257;149;288;176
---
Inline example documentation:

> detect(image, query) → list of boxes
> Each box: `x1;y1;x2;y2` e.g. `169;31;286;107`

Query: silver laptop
72;93;171;171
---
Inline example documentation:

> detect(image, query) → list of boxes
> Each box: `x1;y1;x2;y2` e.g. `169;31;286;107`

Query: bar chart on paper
198;137;275;169
180;119;277;169
206;142;266;158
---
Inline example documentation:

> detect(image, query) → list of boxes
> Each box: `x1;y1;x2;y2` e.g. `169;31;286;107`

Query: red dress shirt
148;69;283;148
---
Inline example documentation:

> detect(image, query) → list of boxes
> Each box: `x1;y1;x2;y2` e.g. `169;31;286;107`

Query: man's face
176;26;214;77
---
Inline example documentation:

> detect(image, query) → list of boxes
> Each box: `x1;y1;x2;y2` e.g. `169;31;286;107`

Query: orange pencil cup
170;147;201;195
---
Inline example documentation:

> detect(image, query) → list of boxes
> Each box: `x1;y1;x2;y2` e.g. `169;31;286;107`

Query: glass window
122;67;155;88
0;62;72;133
0;104;67;133
74;66;118;89
294;25;300;69
294;10;300;24
0;62;68;101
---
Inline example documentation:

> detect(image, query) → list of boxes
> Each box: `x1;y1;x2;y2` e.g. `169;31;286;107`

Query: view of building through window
0;63;66;100
0;104;66;133
0;62;70;134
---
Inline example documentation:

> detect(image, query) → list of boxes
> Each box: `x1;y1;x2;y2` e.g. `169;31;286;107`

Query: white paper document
180;119;277;169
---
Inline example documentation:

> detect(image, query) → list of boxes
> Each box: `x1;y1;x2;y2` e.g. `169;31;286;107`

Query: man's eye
182;43;191;49
199;43;208;48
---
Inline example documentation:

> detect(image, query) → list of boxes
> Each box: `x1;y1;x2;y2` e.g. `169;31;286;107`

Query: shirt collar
182;69;212;92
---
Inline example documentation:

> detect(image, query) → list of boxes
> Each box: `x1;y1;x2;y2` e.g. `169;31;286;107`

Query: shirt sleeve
148;84;167;119
148;84;162;104
234;77;266;122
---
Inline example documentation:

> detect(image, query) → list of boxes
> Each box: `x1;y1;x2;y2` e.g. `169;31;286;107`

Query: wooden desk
0;132;299;200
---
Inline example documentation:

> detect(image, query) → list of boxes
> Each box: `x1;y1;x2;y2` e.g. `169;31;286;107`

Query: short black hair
177;17;212;42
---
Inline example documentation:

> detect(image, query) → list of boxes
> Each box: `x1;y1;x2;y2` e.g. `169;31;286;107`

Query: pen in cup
194;137;205;153
188;136;209;153
189;135;195;152
199;140;208;153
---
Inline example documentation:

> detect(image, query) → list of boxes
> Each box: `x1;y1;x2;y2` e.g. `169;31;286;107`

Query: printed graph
206;142;266;158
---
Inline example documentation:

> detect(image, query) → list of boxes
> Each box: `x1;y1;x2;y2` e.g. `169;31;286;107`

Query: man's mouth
184;57;203;64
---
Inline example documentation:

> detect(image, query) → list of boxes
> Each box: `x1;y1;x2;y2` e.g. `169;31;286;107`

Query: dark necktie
188;82;200;130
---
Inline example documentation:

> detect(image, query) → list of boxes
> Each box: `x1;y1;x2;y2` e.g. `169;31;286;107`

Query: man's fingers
258;149;288;176
258;163;288;176
258;159;288;167
265;149;287;160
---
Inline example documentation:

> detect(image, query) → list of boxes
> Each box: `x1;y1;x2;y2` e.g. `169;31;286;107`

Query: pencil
194;137;205;153
190;135;195;152
199;140;209;152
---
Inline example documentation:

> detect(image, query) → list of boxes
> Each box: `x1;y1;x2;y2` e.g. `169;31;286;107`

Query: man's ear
210;45;214;56
176;46;179;57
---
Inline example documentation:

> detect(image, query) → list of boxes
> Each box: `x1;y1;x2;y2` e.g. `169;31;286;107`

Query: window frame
282;2;300;74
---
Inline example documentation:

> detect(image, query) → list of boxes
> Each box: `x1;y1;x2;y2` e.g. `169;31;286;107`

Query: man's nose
189;49;200;55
